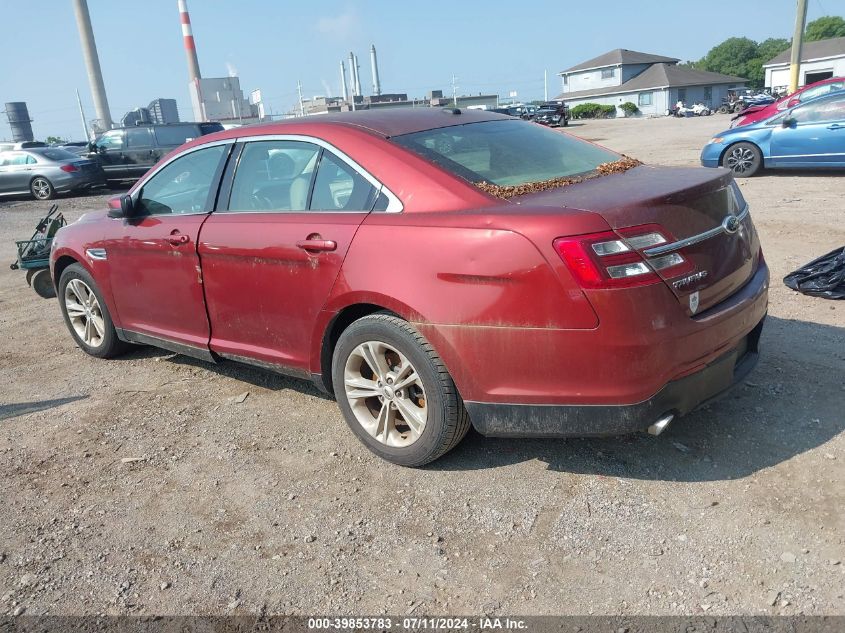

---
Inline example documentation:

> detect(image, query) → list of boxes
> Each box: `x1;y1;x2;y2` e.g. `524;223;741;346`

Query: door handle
827;124;844;130
296;239;337;253
168;233;190;246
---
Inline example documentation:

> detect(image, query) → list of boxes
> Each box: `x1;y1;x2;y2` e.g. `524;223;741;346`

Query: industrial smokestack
178;0;202;82
354;54;362;96
340;61;349;102
370;45;382;96
348;52;358;97
71;0;112;130
5;102;34;142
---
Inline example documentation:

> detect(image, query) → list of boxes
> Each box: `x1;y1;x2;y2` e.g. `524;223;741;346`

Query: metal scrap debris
475;156;642;200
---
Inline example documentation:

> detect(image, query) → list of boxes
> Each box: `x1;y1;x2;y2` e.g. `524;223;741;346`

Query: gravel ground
0;115;843;617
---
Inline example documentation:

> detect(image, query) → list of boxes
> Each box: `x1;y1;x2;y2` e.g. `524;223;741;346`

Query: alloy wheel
64;279;106;348
31;178;52;200
343;340;428;447
725;146;757;174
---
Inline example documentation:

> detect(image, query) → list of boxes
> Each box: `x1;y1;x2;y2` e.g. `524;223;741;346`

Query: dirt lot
1;115;843;617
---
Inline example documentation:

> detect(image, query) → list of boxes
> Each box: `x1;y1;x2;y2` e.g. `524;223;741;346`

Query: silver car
0;148;106;200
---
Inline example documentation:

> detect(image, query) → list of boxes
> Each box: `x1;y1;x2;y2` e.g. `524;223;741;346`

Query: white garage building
764;37;845;93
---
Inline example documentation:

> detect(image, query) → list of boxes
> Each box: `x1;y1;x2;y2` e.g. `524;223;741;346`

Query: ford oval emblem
723;215;740;234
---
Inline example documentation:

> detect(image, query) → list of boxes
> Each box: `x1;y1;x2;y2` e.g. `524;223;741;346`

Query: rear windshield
392;120;619;186
39;149;79;161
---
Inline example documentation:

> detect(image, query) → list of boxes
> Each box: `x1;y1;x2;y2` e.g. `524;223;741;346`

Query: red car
50;109;768;466
732;77;845;127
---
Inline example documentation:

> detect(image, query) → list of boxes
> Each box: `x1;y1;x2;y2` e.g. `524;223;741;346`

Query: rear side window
126;128;153;148
2;153;28;166
392;119;618;187
154;125;199;147
310;151;378;211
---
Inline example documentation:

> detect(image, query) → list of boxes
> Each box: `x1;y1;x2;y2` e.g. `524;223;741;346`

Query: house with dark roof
556;48;747;117
763;37;845;92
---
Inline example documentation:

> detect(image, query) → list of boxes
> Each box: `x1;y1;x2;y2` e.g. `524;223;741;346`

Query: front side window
310;151;378;211
638;92;653;106
791;94;845;124
392;119;619;187
229;140;320;211
96;130;124;150
135;144;226;216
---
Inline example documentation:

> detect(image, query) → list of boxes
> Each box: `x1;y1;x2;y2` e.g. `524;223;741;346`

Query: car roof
223;108;512;139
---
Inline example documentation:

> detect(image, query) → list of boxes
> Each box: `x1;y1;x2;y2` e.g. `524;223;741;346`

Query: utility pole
451;75;459;107
297;80;305;117
544;70;548;102
789;0;809;94
75;90;90;142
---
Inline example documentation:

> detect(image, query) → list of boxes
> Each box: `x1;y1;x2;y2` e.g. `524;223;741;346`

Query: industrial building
148;98;180;124
178;0;261;124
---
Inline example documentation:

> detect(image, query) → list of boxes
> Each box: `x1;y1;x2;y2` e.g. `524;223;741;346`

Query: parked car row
491;102;569;127
0;122;224;200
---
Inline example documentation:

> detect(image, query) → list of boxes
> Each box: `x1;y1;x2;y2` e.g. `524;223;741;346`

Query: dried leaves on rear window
475;156;643;200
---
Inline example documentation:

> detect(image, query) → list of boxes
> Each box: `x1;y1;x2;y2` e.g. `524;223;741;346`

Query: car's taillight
554;224;693;289
60;164;79;173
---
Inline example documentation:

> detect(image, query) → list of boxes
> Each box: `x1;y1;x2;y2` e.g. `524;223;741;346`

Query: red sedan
732;76;844;127
50;109;768;466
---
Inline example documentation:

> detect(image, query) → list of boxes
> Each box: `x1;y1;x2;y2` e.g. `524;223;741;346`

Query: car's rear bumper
466;316;764;437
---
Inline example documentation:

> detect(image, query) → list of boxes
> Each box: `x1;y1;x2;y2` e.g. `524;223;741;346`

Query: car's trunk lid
516;165;761;314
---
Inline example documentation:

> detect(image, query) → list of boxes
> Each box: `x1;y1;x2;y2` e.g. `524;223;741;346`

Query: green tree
805;16;845;41
45;136;67;145
698;37;760;78
746;38;792;86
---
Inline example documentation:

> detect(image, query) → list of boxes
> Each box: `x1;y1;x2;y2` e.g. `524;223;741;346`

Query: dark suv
532;102;569;127
86;122;224;183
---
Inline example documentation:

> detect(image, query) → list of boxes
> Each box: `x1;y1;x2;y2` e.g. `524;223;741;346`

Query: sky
0;0;838;140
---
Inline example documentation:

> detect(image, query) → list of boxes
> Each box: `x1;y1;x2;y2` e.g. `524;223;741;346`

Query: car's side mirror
107;194;134;218
782;116;797;128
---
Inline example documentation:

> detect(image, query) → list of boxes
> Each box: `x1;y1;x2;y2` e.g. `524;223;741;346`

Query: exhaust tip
648;413;674;436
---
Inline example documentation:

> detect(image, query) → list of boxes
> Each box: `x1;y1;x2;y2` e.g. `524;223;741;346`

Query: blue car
701;91;845;176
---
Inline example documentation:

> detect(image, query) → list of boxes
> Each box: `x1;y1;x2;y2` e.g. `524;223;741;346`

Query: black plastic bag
783;246;845;299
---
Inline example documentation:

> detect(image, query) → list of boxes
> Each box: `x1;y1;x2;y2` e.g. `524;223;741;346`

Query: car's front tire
30;177;54;200
332;314;470;467
58;263;127;359
722;142;763;177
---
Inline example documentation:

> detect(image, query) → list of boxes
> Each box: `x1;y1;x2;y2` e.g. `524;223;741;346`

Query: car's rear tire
722;142;763;177
332;314;470;467
58;263;128;359
30;177;54;200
